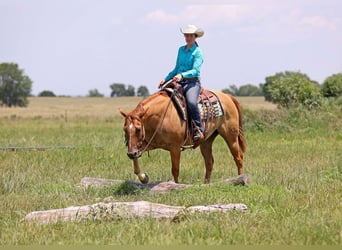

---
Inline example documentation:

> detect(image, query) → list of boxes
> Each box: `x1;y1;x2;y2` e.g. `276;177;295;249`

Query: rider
158;24;205;142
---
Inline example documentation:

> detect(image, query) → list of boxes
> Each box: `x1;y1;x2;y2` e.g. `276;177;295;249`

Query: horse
119;88;247;184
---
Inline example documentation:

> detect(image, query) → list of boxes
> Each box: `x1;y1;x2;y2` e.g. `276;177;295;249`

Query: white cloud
144;3;253;24
183;4;251;23
145;9;178;23
300;16;342;31
111;16;122;25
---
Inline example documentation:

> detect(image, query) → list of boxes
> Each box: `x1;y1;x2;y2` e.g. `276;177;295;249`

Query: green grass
0;98;341;245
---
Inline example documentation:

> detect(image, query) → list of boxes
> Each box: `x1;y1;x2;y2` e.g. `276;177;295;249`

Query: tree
263;71;322;109
238;84;263;96
38;90;56;97
110;83;136;97
137;85;150;97
0;63;32;107
321;73;342;98
125;85;135;96
87;88;104;97
222;84;238;95
222;84;262;96
110;83;127;97
262;71;297;102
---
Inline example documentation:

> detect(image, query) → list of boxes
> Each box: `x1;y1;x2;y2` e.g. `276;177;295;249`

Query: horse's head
120;105;146;159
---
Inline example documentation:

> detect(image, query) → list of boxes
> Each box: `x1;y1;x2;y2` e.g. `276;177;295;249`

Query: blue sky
1;0;341;96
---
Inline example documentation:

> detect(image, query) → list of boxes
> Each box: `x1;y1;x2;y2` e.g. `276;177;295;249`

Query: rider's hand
173;74;183;82
158;79;166;88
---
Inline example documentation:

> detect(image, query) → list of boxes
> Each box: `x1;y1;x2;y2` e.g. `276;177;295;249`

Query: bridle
126;88;173;156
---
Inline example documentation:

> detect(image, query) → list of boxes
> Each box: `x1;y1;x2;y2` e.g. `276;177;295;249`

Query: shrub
321;73;342;98
38;90;56;97
264;71;322;109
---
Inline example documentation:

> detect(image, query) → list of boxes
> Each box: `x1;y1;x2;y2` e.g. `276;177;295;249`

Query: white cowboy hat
180;24;204;38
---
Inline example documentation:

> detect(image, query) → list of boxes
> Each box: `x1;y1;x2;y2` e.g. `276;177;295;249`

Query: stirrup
193;130;204;142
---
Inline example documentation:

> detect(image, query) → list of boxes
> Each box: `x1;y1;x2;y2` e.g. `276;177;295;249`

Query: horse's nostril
127;151;140;159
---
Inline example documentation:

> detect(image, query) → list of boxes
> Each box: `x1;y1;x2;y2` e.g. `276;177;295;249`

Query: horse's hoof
138;173;149;184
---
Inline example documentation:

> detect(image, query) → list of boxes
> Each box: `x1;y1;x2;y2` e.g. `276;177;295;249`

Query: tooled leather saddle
163;82;224;140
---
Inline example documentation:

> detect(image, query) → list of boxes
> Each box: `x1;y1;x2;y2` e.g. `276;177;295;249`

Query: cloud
111;16;122;25
145;9;178;23
300;16;342;31
144;3;253;24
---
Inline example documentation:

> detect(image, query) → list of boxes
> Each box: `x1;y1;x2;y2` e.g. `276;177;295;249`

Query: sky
0;0;341;96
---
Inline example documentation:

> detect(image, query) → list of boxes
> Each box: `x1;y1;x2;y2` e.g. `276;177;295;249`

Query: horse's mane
128;90;168;120
140;91;168;106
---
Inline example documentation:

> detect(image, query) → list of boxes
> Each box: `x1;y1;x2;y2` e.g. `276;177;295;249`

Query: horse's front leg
170;149;181;183
133;159;149;184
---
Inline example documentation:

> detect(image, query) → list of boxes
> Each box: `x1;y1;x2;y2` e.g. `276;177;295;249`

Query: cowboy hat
180;24;204;38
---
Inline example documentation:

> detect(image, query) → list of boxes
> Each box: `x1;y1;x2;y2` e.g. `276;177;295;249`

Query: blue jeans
181;80;203;132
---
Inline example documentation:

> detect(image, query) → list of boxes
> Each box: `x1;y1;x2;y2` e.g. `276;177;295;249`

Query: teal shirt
165;44;204;81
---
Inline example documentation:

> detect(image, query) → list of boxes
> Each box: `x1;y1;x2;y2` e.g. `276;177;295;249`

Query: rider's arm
165;47;181;81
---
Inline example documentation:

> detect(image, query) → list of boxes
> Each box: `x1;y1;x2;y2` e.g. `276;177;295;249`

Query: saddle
163;82;224;141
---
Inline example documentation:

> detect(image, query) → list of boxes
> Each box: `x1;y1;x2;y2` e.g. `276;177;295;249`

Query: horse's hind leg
200;131;218;183
220;127;244;175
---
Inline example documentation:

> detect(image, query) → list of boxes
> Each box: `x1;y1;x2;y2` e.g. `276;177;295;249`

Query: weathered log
23;201;248;224
224;174;249;186
150;181;192;193
79;174;249;192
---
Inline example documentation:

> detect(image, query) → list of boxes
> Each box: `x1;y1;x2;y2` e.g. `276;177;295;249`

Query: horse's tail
230;95;247;153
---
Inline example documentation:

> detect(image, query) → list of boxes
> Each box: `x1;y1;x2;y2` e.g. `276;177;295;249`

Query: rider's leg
183;80;203;141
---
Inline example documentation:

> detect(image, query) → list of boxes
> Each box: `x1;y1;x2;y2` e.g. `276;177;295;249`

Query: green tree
125;85;135;96
222;84;238;95
0;63;32;107
222;84;262;96
38;90;56;97
238;84;263;96
321;73;342;98
137;85;149;97
87;88;104;97
262;71;297;101
263;71;322;109
110;83;126;97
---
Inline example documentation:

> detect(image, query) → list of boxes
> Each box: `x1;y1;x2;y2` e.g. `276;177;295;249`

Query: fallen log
79;174;249;192
23;201;248;224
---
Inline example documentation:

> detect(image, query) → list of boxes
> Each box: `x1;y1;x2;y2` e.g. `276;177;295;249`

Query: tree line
37;84;150;98
1;62;341;108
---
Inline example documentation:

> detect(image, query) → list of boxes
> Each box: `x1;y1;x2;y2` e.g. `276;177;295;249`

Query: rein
140;91;173;154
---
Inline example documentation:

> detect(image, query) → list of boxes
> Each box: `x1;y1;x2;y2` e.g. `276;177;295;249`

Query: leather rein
138;90;174;155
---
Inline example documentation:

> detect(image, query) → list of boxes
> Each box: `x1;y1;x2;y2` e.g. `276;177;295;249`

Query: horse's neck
140;92;170;126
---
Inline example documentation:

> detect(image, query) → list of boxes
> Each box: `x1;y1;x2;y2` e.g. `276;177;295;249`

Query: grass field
0;96;341;245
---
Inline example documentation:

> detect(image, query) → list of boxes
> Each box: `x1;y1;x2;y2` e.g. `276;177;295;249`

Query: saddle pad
198;101;223;120
198;90;224;120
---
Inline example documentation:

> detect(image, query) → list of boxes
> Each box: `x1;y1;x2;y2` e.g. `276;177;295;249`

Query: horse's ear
119;108;127;117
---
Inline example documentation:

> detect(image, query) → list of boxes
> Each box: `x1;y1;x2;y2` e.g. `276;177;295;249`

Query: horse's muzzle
127;150;142;159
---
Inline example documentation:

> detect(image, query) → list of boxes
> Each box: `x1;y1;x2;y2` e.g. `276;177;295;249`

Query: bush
264;71;322;109
38;90;56;97
321;73;342;98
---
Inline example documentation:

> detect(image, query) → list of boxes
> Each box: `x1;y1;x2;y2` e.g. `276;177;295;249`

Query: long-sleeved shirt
165;44;204;81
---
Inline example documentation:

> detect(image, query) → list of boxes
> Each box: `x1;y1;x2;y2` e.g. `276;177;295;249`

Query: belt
182;77;199;81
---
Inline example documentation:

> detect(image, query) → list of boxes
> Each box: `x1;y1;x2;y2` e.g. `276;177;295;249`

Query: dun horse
120;89;246;184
